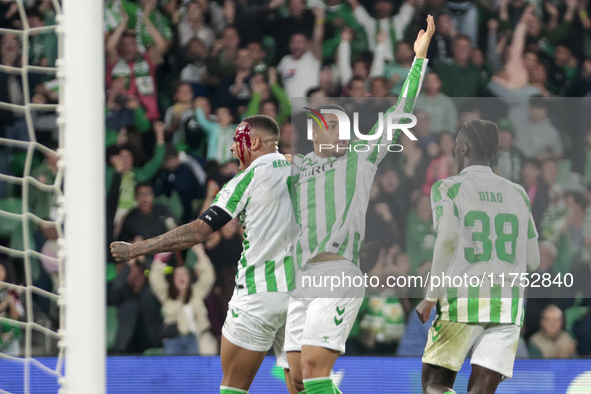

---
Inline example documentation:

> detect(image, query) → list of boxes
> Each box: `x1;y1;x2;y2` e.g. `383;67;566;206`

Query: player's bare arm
110;219;213;262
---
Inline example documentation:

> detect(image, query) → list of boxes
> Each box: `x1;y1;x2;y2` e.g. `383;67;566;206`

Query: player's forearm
130;219;213;258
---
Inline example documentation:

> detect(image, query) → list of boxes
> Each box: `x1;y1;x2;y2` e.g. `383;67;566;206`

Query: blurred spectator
178;0;215;48
346;0;415;63
164;83;196;149
121;0;173;52
244;68;291;125
573;308;591;356
194;102;236;164
106;5;168;121
411;109;437;151
511;96;564;159
119;183;177;242
279;122;296;155
154;145;207;223
351;251;407;354
529;304;577;358
337;27;385;88
107;124;166;229
384;42;420;96
106;78;152;136
445;0;478;44
436;34;485;97
248;42;268;74
369;76;389;98
415;72;458;133
26;7;58;68
322;0;368;62
427;13;455;64
422;131;457;194
406;194;436;274
149;245;217;355
0;33;28;196
583;128;591;186
180;38;209;86
260;0;315;64
0;259;23;357
366;180;401;249
277;7;324;99
491;118;524;183
377;168;410;238
109;251;163;354
206;26;241;80
521;158;550;229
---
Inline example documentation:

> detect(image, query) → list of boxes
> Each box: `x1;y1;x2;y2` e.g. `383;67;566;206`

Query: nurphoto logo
304;107;418;152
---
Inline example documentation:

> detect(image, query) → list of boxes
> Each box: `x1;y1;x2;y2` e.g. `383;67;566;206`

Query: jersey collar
460;165;493;174
247;152;285;169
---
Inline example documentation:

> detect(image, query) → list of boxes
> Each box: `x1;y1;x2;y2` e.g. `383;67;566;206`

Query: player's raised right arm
111;219;214;262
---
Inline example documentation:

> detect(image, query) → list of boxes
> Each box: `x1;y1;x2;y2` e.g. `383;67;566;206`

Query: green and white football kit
285;57;429;354
423;165;540;379
213;152;294;367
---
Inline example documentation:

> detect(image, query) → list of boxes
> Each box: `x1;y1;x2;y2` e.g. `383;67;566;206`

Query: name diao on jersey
479;191;504;203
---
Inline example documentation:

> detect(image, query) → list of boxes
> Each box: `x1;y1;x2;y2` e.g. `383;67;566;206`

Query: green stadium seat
565;306;589;335
106;306;118;350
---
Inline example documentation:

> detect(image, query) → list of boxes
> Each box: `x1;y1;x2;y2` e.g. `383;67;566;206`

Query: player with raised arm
111;115;297;394
415;120;541;394
284;16;435;394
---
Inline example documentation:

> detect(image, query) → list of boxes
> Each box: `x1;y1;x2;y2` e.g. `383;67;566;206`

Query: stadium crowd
0;0;591;360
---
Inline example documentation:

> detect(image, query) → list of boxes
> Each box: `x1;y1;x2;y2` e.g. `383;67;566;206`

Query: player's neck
243;149;278;168
461;160;490;172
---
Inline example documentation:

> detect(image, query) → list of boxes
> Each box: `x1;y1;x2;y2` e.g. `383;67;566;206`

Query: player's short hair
242;115;280;138
459;119;499;162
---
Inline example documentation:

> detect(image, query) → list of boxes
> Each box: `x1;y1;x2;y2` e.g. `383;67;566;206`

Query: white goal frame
62;0;105;393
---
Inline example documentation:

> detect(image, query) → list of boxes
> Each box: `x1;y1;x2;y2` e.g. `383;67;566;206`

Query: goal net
0;0;105;393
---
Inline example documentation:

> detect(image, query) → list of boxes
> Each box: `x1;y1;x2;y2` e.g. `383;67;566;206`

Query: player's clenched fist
416;299;436;323
110;241;132;262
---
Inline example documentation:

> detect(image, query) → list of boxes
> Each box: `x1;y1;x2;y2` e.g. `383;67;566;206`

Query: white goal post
62;0;106;393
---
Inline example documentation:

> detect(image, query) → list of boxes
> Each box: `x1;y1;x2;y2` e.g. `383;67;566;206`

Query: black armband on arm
198;205;233;232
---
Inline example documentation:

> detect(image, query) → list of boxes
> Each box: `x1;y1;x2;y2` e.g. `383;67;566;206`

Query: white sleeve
426;213;460;301
211;168;256;218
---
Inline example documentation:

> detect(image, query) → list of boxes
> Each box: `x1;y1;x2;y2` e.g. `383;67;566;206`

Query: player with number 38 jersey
429;164;538;325
416;120;541;394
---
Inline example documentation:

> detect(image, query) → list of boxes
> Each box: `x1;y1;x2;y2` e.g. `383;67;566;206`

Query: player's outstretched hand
415;299;436;323
111;241;133;262
414;14;435;59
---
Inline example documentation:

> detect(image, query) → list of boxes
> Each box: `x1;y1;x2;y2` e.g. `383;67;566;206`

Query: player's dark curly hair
459;119;499;162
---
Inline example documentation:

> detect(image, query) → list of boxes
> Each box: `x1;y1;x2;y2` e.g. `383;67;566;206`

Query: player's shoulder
431;173;467;197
